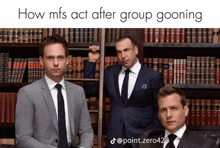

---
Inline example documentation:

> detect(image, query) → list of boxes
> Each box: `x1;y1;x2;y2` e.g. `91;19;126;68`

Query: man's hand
88;45;100;63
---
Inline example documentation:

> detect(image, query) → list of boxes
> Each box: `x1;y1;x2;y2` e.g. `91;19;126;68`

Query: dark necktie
165;134;177;148
121;69;131;103
55;84;69;148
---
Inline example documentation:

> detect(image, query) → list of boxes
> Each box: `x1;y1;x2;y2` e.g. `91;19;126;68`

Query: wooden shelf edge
0;43;41;47
165;84;220;89
143;43;220;48
188;125;220;131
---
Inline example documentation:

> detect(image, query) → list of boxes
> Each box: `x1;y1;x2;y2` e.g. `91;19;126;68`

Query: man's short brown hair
157;86;187;108
39;35;69;57
116;36;138;48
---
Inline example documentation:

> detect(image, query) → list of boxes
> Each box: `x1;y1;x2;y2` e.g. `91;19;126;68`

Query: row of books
0;139;15;148
0;93;17;124
0;28;42;43
186;99;220;126
0;54;43;83
143;56;218;85
65;56;119;79
46;28;121;43
143;28;220;43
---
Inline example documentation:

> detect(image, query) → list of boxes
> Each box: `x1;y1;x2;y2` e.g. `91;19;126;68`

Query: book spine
175;28;181;43
196;57;201;84
154;28;160;43
170;29;175;43
200;57;205;84
1;93;6;123
152;58;158;71
3;53;9;83
173;59;177;84
191;28;197;43
162;58;169;83
165;28;170;43
88;28;93;43
69;28;74;43
186;28;192;43
72;57;76;78
208;28;213;43
195;99;200;125
200;99;206;125
197;28;202;43
158;58;163;74
191;56;196;84
5;93;10;123
215;59;220;84
160;28;165;43
202;28;208;43
144;28;149;43
206;99;211;125
168;58;174;84
181;28;186;43
211;99;218;125
210;57;215;84
149;28;154;43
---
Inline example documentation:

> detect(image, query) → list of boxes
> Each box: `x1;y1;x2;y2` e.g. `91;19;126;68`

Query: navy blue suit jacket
138;128;218;148
84;60;164;148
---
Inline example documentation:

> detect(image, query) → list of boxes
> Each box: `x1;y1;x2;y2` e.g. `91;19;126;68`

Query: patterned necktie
121;69;131;104
165;134;177;148
55;84;69;148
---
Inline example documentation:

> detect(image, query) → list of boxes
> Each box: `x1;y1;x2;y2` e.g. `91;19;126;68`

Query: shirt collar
165;124;186;139
121;59;141;75
44;75;66;90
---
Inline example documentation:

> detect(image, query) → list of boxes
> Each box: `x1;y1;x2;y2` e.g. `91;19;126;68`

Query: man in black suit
84;36;164;148
138;86;218;148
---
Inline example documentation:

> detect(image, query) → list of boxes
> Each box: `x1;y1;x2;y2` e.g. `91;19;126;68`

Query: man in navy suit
84;36;164;148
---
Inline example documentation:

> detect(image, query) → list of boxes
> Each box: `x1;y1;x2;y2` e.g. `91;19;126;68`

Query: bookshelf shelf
0;43;40;47
0;83;28;87
143;43;220;48
165;84;220;89
188;125;220;131
68;42;101;47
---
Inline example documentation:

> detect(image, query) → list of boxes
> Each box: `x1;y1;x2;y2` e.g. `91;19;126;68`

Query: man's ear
39;56;43;66
66;55;69;66
184;105;189;117
134;45;138;55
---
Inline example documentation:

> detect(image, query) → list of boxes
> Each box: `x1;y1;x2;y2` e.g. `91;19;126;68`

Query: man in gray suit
138;86;217;148
15;35;94;148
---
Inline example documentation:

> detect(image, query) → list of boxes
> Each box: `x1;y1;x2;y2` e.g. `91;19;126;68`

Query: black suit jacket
138;128;218;148
84;60;164;148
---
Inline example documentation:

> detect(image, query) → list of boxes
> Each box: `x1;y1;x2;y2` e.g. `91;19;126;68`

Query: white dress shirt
44;75;71;145
118;59;141;99
163;124;187;148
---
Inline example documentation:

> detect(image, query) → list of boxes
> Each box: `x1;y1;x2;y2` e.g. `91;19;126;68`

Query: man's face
115;38;138;69
158;93;188;134
39;43;69;83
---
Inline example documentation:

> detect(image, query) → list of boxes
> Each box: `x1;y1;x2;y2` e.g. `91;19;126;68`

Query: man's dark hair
116;36;138;48
157;86;187;108
39;35;69;57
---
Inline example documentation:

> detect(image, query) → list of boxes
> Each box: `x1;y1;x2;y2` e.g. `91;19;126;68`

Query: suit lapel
113;65;123;105
40;77;58;132
65;81;75;132
177;129;191;148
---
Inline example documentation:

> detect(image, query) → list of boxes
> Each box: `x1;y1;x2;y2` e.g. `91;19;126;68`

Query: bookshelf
1;28;220;147
143;28;220;146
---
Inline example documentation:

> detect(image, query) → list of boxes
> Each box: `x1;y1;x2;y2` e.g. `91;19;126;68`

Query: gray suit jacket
15;77;94;148
138;128;218;148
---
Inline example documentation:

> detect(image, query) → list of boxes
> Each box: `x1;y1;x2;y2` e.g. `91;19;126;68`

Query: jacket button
55;139;58;143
